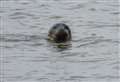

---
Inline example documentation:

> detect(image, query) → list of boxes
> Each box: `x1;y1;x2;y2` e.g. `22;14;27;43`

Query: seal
48;23;71;43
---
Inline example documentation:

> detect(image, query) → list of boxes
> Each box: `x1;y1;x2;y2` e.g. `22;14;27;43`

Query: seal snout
48;23;71;43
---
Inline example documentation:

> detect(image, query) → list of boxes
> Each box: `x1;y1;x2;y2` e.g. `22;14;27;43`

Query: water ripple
0;34;44;42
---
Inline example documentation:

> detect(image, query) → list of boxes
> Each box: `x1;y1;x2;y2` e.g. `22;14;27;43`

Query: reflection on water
0;0;119;82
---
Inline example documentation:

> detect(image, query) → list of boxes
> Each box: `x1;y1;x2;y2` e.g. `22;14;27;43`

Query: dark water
0;0;120;82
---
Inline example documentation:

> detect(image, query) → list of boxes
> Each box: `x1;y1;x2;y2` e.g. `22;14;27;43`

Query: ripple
0;34;44;42
110;12;120;15
49;15;63;19
9;12;36;19
76;37;116;48
67;3;85;10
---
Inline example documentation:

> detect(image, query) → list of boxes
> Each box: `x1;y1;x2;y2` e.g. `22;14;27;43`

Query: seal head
48;23;71;43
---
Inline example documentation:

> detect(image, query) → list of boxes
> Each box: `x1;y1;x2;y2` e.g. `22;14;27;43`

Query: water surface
0;0;119;82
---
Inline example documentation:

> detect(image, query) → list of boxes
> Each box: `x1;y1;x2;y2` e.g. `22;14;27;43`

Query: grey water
0;0;119;82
